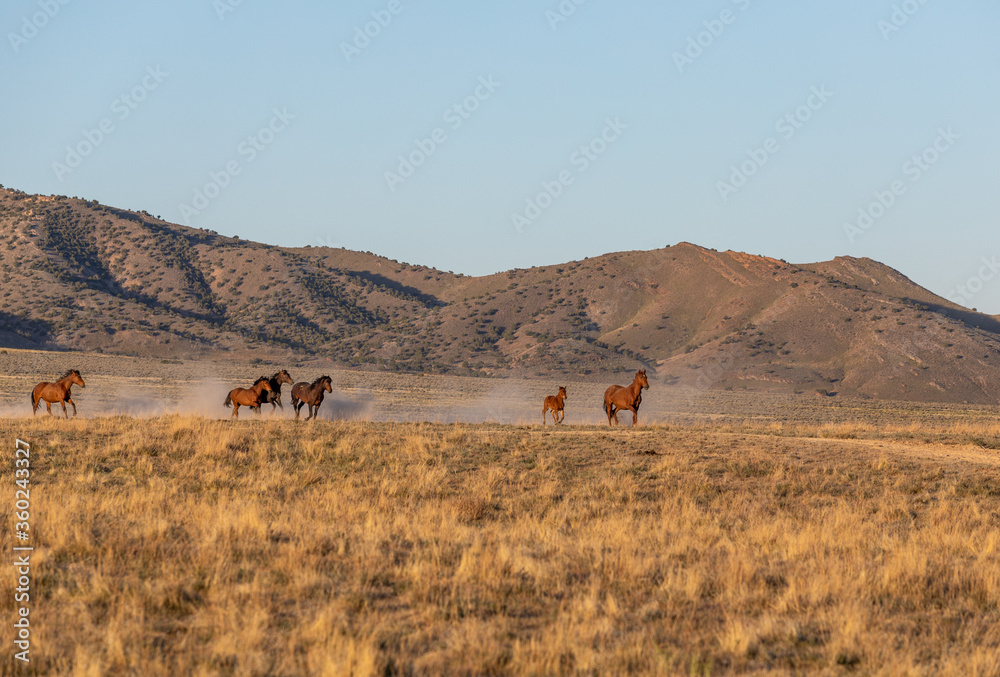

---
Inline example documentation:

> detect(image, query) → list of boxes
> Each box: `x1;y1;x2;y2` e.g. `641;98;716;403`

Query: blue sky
2;1;998;311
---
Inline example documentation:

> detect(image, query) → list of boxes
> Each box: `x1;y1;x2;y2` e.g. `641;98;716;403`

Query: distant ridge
2;186;999;403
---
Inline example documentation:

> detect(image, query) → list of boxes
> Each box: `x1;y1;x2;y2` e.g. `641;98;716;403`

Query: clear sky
2;1;998;311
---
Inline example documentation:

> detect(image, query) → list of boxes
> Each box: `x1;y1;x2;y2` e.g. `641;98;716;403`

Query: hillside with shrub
2;187;1000;403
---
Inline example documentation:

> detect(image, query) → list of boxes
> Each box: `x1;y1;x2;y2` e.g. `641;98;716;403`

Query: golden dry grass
0;417;999;675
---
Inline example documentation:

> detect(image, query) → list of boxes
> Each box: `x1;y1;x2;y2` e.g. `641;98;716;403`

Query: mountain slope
1;186;999;403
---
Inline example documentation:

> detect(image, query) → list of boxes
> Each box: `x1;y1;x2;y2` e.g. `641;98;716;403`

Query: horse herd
29;368;652;425
222;371;334;420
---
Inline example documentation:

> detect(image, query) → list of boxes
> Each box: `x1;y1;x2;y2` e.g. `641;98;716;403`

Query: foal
543;386;567;424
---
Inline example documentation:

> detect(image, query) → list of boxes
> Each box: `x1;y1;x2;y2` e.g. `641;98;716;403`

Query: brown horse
543;386;567;424
31;369;85;418
290;376;333;421
604;369;650;426
224;376;273;419
260;370;294;411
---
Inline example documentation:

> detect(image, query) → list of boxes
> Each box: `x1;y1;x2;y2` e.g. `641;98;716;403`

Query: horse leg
60;400;68;419
630;406;639;427
67;397;77;417
231;403;239;419
45;401;52;416
293;402;301;419
542;407;547;425
558;409;564;424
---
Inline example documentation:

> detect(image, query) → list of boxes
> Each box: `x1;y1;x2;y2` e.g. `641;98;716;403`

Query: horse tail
224;392;232;408
29;389;35;411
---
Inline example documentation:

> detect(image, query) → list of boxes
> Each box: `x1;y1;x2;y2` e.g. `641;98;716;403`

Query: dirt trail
802;436;1000;468
516;426;1000;469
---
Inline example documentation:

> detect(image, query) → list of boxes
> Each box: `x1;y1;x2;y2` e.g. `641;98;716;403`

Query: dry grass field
1;414;999;675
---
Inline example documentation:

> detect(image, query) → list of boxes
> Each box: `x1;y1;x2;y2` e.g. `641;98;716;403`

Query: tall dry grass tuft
0;416;998;674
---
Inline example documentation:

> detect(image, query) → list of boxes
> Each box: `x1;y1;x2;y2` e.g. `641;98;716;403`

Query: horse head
637;370;649;390
319;376;333;393
558;386;567;400
255;376;273;391
68;370;86;388
276;370;293;385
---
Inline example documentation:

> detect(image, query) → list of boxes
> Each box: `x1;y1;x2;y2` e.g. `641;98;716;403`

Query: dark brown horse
290;376;333;421
260;370;294;411
224;376;273;419
543;386;567;424
31;369;85;418
604;369;649;426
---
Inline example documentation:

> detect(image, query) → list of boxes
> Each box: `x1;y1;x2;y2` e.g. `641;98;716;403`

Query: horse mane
312;375;331;385
61;369;79;379
253;376;269;385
